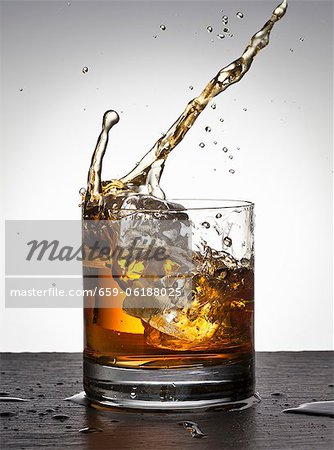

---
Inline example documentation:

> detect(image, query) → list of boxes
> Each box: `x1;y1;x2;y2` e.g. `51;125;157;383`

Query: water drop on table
202;222;210;229
216;213;222;219
130;392;136;399
217;34;225;39
211;103;216;109
222;147;228;153
52;414;69;421
207;26;213;32
205;126;211;132
229;155;233;159
299;37;304;42
82;67;88;74
220;118;224;122
160;24;166;31
189;85;194;90
229;169;235;174
236;12;244;19
79;427;103;433
199;142;205;148
178;421;207;439
223;28;229;33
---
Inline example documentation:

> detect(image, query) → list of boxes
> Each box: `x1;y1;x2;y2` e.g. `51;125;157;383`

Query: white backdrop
0;0;333;351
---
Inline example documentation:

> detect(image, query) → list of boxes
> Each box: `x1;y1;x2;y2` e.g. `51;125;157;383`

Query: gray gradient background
0;0;332;351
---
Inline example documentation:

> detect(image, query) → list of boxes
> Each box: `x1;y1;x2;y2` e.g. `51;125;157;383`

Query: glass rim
106;198;254;213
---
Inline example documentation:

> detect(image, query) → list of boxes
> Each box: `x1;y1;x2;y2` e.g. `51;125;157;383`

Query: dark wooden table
1;352;333;449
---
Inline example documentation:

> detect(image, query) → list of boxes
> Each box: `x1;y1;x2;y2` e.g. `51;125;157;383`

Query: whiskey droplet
207;26;213;32
160;24;166;31
82;67;88;74
199;142;205;148
229;169;235;174
236;12;244;19
205;126;211;132
222;147;228;152
223;236;232;247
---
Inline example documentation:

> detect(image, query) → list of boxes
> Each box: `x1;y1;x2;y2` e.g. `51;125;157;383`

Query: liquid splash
85;1;288;206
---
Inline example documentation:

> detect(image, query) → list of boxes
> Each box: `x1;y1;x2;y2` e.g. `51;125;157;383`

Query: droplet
229;169;235;174
211;103;216;109
153;35;157;39
237;147;240;150
199;142;205;148
178;421;207;439
229;33;234;38
202;222;210;229
52;414;69;421
236;12;244;19
213;141;217;145
243;107;247;111
79;187;86;196
217;34;225;39
82;66;88;74
222;147;228;153
289;48;294;52
222;15;228;24
223;28;229;33
205;126;211;132
299;37;304;42
19;88;23;92
223;236;232;247
219;118;224;122
160;24;166;31
229;155;233;159
79;427;103;434
207;26;213;32
130;392;136;399
189;85;194;90
67;1;71;5
216;213;222;219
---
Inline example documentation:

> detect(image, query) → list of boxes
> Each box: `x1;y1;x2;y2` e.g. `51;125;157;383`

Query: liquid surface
282;401;334;418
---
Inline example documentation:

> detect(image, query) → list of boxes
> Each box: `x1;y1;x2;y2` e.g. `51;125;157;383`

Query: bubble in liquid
207;26;213;32
216;213;222;219
202;222;210;229
229;155;233;159
211;103;216;109
222;147;228;153
217;34;225;39
236;12;244;19
82;66;88;74
223;236;232;247
199;142;205;148
205;126;211;132
160;24;166;31
189;85;194;90
229;169;235;174
299;37;304;42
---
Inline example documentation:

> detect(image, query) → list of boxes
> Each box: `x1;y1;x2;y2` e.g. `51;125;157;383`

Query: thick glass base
83;356;256;411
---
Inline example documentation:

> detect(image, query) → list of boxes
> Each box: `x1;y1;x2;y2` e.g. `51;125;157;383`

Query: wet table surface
0;352;333;449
